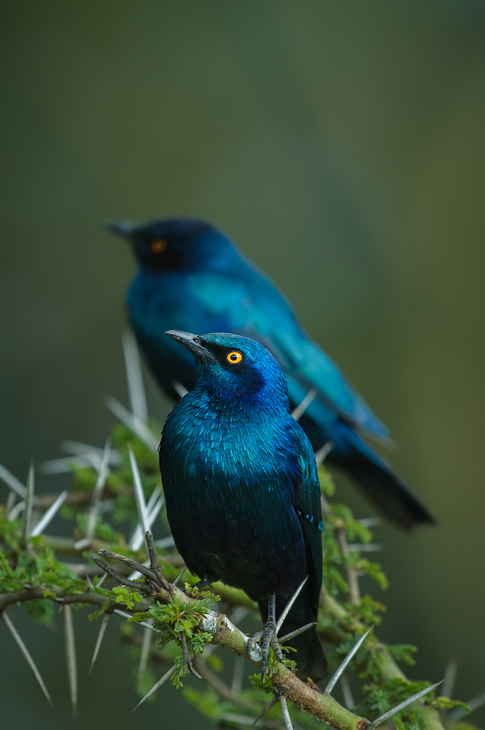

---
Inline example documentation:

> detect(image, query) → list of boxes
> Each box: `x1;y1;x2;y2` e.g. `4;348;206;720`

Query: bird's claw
250;620;284;680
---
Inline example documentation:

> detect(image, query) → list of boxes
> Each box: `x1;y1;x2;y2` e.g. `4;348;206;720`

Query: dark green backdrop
1;1;484;727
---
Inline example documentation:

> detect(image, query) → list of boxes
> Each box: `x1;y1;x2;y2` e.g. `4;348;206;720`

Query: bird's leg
250;593;284;680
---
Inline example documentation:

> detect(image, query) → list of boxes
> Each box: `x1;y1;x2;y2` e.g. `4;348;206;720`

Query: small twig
146;531;172;591
181;632;202;679
91;553;150;593
98;549;159;585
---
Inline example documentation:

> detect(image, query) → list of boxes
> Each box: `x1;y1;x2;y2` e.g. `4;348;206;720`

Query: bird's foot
249;593;284;680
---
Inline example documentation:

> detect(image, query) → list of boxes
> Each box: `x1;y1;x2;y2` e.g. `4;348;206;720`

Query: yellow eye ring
151;239;167;254
227;351;243;365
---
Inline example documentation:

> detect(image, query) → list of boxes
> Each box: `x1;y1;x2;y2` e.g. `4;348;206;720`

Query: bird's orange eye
151;239;167;254
227;351;243;365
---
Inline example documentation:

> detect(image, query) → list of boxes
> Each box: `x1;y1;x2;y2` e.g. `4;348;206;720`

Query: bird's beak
165;330;215;360
105;221;135;239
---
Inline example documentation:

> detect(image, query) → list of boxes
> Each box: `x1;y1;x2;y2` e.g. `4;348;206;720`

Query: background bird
109;217;434;530
159;330;327;682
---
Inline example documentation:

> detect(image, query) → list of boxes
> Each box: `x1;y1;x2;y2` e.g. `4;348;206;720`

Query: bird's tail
328;426;434;530
259;587;328;683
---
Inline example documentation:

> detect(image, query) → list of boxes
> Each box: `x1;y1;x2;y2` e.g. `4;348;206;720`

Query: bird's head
165;330;290;408
107;217;238;273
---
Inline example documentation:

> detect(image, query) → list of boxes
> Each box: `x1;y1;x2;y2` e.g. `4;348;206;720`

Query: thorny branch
0;335;475;729
96;534;371;730
0;528;449;730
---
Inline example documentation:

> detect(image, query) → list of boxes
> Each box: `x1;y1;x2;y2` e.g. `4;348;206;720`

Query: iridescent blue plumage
159;331;327;681
109;217;433;529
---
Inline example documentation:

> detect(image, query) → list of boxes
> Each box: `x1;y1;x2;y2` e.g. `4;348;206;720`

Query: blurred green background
1;1;485;727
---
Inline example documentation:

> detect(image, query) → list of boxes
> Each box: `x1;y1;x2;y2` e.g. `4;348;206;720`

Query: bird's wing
288;422;324;609
187;269;388;438
259;321;388;439
239;271;389;439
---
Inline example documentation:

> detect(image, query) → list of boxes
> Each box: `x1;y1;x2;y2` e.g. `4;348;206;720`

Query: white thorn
325;626;373;695
106;396;159;451
279;695;293;730
132;665;177;711
122;330;149;423
0;463;27;499
231;655;245;695
31;490;69;537
129;487;164;551
369;681;443;728
315;441;333;465
172;380;188;398
341;674;355;710
448;689;485;723
128;445;150;558
291;388;318;422
74;439;112;549
1;612;53;707
21;462;35;543
63;605;78;717
441;658;457;699
90;613;110;673
137;626;153;688
276;576;308;635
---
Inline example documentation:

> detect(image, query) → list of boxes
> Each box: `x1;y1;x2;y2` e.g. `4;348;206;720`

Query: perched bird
159;330;327;682
109;217;433;530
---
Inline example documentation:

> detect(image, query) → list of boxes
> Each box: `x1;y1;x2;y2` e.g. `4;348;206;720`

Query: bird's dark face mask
165;330;289;408
107;218;234;274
